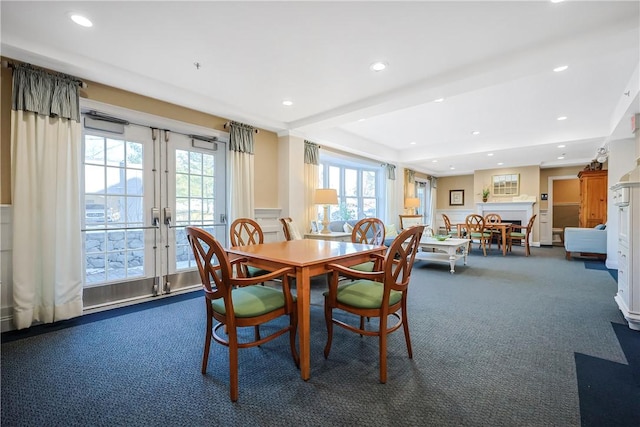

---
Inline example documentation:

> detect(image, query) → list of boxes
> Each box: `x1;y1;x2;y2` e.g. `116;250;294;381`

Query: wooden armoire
578;170;608;227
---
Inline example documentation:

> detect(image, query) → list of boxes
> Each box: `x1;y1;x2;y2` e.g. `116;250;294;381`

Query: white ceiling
2;1;639;176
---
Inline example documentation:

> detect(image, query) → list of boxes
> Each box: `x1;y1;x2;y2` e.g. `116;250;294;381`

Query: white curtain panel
429;186;438;230
11;110;83;329
304;163;319;232
386;176;397;227
229;150;255;221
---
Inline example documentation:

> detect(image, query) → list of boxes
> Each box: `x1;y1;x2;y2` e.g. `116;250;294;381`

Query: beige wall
474;165;540;204
436;175;474;209
1;65;12;204
0;59;280;208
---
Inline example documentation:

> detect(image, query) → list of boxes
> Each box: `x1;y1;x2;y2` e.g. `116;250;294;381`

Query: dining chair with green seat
507;214;537;256
484;213;503;248
229;218;271;279
348;217;386;272
441;213;458;237
186;226;299;402
465;214;492;256
323;225;425;383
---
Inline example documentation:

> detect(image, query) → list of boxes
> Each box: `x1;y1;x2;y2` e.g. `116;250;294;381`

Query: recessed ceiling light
369;62;387;72
409;141;417;145
558;144;566;148
550;0;565;3
557;156;565;160
70;14;93;27
282;100;293;106
433;98;444;103
557;116;567;121
449;166;455;170
497;162;504;166
357;118;366;122
472;131;480;135
553;65;568;72
432;160;438;163
487;153;494;157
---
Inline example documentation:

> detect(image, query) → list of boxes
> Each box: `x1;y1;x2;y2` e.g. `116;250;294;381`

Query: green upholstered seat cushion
348;261;375;272
470;232;492;238
323;280;402;309
246;265;271;277
509;232;526;238
211;286;293;318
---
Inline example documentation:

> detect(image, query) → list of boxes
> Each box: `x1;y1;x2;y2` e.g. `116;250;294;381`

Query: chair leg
402;305;413;359
228;329;239;402
323;300;334;359
254;325;261;342
359;316;365;336
481;239;487;256
202;316;213;374
379;316;388;384
290;307;300;367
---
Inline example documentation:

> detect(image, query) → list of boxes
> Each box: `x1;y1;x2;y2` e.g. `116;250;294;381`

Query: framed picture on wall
449;189;464;206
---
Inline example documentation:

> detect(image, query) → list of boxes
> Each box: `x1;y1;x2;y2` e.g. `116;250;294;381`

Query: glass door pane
165;133;227;282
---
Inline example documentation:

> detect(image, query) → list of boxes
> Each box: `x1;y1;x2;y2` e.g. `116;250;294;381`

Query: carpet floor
1;245;638;426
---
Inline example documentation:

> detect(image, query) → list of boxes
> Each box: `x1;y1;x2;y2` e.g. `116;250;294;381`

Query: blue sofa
564;226;607;260
329;219;395;246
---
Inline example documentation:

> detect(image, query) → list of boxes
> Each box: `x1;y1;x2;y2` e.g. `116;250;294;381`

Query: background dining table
456;221;512;256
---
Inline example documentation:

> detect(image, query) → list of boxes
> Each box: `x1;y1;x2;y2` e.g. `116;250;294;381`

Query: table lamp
405;197;420;214
314;188;338;234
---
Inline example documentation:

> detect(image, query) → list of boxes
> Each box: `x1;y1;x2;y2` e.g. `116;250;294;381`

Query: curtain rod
1;60;88;89
223;121;259;134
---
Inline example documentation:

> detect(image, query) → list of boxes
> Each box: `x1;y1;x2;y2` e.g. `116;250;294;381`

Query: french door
81;104;227;309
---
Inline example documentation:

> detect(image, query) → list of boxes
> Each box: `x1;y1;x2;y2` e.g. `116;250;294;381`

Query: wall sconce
404;197;420;215
314;188;338;234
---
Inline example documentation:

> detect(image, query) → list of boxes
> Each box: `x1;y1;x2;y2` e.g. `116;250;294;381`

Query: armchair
564;226;607;260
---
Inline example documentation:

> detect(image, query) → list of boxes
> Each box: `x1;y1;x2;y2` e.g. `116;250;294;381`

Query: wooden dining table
486;222;512;256
456;221;512;256
227;239;386;381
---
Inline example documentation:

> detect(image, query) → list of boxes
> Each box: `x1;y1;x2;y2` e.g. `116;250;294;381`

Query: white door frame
546;174;578;245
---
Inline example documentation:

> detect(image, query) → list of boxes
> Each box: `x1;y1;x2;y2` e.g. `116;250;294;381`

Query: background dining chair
465;214;492;256
484;213;503;248
229;218;271;280
186;226;299;402
507;214;537;256
348;217;386;272
441;214;458;237
279;217;303;241
323;225;425;383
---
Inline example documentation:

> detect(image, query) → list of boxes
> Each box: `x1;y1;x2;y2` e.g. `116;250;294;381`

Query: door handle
151;208;160;227
164;207;172;227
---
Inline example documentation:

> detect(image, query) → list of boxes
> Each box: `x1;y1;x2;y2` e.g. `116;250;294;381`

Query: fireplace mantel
476;200;536;224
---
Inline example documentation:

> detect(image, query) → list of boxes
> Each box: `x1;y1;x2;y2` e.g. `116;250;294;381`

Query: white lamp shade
404;197;420;208
314;188;338;205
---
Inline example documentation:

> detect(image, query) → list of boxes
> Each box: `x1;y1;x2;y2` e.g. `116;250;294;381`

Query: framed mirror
492;174;519;196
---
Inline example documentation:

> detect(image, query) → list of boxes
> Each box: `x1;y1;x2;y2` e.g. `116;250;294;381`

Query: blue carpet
584;260;618;281
1;291;201;344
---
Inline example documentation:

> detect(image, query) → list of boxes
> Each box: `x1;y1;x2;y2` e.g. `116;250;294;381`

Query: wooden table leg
502;227;508;256
296;267;311;380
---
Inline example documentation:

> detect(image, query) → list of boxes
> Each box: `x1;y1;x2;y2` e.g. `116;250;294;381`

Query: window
318;153;385;221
